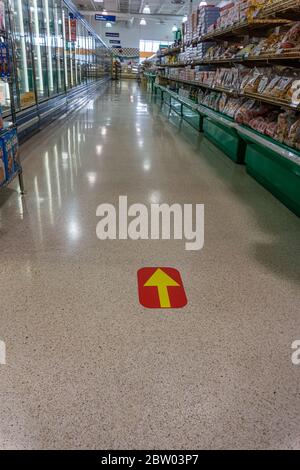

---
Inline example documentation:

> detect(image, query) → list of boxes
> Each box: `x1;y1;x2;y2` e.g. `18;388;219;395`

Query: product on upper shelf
235;42;258;58
277;22;300;52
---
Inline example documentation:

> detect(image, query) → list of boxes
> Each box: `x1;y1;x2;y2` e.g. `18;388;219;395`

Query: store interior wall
86;17;175;49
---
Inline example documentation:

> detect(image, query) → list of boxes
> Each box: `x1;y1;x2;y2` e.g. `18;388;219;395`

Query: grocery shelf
158;76;300;112
259;0;300;20
153;1;300;217
160;53;300;68
199;19;292;43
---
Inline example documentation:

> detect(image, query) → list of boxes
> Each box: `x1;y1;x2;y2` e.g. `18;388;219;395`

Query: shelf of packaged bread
241;91;300;110
159;76;300;111
163;77;238;95
160;53;300;69
259;0;300;20
155;84;300;167
199;19;292;43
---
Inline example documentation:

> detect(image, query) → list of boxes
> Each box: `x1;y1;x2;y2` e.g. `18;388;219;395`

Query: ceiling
73;1;190;16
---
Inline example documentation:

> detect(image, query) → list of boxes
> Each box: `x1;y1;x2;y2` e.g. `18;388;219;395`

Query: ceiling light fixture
143;4;151;14
106;22;112;28
172;25;178;32
140;18;147;26
182;15;188;23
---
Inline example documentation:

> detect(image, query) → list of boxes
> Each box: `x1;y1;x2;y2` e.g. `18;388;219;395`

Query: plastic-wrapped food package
235;100;269;125
262;75;281;96
287;118;300;149
223;97;245;117
265;121;278;139
218;93;228;113
242;68;265;93
276;111;298;144
278;22;300;51
271;76;294;99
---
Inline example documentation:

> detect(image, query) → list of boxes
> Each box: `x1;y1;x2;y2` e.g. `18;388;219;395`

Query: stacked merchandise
197;5;220;58
210;0;264;33
203;22;300;60
184;10;198;44
198;5;220;37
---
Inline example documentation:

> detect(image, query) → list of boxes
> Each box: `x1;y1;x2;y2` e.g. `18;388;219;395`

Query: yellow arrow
144;268;180;308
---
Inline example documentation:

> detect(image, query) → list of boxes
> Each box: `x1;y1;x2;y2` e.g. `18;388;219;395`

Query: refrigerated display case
3;0;111;140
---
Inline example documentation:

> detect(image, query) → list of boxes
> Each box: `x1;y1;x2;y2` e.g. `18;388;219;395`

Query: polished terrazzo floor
0;80;300;449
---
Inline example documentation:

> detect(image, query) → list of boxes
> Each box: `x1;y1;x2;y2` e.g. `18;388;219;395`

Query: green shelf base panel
203;117;246;164
243;139;300;218
170;97;182;115
154;85;163;101
163;91;171;104
182;105;203;131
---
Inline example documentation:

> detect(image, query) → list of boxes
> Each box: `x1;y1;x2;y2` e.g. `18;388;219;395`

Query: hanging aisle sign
105;32;119;38
95;14;116;22
109;40;121;45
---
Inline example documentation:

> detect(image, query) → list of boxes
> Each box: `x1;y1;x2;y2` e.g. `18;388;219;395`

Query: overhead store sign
105;32;119;38
95;14;116;22
109;40;121;44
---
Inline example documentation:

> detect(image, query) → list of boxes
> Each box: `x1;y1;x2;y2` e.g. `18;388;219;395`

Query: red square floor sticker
137;267;188;309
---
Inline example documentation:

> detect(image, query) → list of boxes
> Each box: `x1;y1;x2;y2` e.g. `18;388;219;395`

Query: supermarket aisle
0;80;300;450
